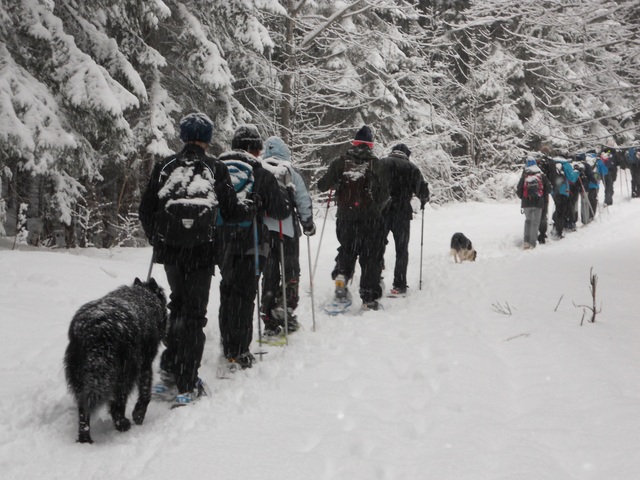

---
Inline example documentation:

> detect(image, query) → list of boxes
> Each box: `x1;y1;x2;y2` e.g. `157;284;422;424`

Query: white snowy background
1;174;639;480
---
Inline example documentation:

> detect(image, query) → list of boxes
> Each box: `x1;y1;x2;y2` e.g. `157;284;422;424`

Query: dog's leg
132;361;153;425
110;391;131;432
77;402;93;444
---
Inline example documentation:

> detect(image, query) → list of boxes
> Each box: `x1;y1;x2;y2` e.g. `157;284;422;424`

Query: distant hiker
379;143;429;295
516;157;551;249
316;125;390;311
260;136;315;336
599;149;618;206
548;155;579;238
216;125;290;369
623;147;640;198
575;153;607;224
138;112;252;407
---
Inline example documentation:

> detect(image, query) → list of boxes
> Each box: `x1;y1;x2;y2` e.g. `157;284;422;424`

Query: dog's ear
134;277;143;286
148;277;158;288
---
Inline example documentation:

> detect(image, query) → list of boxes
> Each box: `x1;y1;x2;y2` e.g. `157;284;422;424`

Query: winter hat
179;112;214;144
392;143;411;158
232;124;263;152
351;125;374;147
263;136;292;162
525;157;537;167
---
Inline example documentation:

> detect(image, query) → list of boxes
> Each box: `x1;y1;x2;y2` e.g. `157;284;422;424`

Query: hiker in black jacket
316;125;390;311
216;125;290;368
379;144;429;295
139;112;252;406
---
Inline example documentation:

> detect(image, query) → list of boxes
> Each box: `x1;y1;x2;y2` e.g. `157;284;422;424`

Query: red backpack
523;172;543;201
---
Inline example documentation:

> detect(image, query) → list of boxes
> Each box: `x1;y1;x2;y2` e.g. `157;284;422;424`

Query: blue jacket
556;159;579;197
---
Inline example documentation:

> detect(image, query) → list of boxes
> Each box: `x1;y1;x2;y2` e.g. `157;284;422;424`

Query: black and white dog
450;232;477;263
64;278;167;444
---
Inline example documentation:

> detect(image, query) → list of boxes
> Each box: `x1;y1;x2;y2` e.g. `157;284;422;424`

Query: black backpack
336;156;374;209
155;154;218;247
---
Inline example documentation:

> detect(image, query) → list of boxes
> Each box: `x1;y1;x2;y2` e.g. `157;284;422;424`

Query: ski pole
146;250;154;282
307;235;316;332
623;168;631;200
578;177;597;222
312;189;332;281
419;207;425;291
278;220;288;345
253;215;265;358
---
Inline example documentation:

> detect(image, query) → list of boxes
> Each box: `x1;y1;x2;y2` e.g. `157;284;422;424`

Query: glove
420;195;429;210
247;192;263;215
301;218;316;236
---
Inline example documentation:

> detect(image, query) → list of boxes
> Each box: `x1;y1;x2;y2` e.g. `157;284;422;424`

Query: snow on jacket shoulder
317;145;389;217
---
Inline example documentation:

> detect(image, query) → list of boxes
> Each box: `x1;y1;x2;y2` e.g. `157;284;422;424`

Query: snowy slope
1;179;639;480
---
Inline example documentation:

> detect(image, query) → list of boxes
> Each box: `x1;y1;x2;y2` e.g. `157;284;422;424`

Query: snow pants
161;264;212;393
630;164;640;198
332;215;385;303
218;251;265;359
382;213;411;290
552;193;571;237
538;198;549;243
523;207;543;248
603;169;616;206
261;232;300;316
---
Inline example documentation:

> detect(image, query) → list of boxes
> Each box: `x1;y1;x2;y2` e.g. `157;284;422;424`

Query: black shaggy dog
64;277;167;444
450;232;477;263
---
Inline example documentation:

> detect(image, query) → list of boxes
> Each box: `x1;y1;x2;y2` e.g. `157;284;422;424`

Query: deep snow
1;176;639;480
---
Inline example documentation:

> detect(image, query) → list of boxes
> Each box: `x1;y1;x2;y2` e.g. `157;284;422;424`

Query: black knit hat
231;124;263;152
392;143;411;158
179;112;214;144
353;125;374;144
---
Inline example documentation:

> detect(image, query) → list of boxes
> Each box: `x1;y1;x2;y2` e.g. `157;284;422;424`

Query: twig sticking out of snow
492;301;514;315
573;267;601;325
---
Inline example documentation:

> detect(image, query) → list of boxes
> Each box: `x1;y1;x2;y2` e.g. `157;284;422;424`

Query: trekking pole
623;168;631;200
307;235;316;332
253;215;265;359
278;220;288;345
419;207;425;291
145;250;154;282
578;177;597;222
312;189;332;281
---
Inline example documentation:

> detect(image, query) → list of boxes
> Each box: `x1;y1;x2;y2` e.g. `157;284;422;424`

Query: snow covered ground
1;175;639;480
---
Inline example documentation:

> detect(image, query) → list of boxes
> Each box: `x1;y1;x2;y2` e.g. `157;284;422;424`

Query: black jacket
217;150;290;256
380;151;429;220
317;144;390;218
139;143;251;269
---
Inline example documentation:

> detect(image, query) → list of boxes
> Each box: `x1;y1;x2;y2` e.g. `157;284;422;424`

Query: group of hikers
516;145;640;249
137;111;639;408
138;114;429;407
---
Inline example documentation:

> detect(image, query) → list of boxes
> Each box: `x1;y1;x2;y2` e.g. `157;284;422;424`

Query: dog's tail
64;341;117;410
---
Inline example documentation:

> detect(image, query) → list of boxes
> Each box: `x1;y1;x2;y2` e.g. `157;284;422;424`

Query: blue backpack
626;147;639;166
216;159;254;228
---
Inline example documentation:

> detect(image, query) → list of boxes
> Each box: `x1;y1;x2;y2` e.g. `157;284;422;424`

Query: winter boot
170;378;208;408
271;306;300;333
226;351;255;370
334;274;349;300
152;368;178;402
390;286;407;296
261;311;282;336
361;300;380;311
